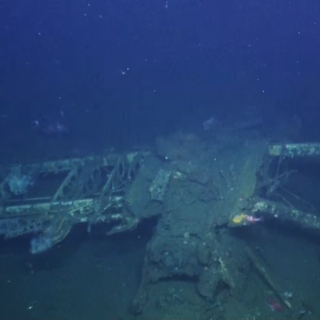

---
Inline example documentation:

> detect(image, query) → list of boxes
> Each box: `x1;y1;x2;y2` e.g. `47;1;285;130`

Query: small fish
267;298;284;312
245;215;263;223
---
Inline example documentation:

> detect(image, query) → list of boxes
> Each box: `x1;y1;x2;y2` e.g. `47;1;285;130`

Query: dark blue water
1;0;320;159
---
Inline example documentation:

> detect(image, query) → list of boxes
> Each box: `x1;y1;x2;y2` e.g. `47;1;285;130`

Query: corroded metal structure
268;142;320;158
0;153;143;251
0;139;319;318
131;139;320;318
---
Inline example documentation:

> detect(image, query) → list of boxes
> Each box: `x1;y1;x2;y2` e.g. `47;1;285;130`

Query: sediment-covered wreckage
0;127;319;318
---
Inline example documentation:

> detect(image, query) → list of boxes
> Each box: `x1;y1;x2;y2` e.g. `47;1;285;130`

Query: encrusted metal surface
269;142;320;158
0;152;143;251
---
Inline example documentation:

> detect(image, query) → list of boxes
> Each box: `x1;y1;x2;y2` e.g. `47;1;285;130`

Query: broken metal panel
149;169;171;201
268;142;320;158
124;154;164;221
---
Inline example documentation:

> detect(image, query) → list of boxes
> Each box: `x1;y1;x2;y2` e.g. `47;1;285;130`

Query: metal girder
0;152;143;252
268;142;320;158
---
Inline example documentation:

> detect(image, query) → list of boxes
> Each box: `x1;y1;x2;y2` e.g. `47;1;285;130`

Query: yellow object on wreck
232;213;246;224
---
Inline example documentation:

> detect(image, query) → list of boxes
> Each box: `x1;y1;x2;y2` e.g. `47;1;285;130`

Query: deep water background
1;1;320;319
1;0;320;161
